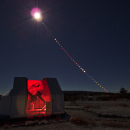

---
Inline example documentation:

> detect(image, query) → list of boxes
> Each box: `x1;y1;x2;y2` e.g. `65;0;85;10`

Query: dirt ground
0;100;130;130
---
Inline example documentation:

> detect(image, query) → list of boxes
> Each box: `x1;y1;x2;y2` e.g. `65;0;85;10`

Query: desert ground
0;92;130;130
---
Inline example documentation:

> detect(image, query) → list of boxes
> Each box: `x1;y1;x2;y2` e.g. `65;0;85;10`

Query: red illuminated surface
26;79;51;116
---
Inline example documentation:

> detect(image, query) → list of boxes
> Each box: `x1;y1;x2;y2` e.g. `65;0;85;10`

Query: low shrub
84;104;95;109
70;114;96;126
70;115;87;125
116;103;127;107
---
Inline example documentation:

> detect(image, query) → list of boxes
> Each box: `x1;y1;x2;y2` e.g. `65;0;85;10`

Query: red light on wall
26;79;51;116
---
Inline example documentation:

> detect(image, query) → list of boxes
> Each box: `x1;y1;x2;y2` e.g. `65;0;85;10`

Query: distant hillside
63;90;130;101
63;90;109;95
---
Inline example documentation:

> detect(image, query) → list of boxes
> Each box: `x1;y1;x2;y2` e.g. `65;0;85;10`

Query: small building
0;77;64;118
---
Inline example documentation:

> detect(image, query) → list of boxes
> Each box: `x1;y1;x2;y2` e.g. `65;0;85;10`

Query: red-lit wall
26;79;51;116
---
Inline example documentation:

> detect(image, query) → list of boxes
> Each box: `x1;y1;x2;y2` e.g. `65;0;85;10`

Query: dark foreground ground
0;92;130;130
0;100;130;130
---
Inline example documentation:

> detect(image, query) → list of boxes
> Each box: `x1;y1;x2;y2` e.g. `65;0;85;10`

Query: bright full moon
31;8;42;21
34;12;41;19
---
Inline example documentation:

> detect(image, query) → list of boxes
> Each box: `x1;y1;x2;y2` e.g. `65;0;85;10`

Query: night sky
0;0;130;94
